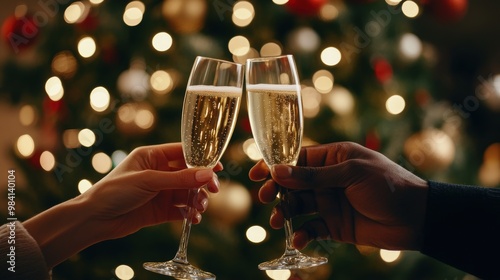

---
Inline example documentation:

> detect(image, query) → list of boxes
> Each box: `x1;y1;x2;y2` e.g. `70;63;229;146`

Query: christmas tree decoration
1;6;39;53
422;0;469;22
162;0;208;34
285;0;328;17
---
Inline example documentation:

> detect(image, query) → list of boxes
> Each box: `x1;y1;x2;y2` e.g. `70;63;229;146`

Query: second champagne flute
246;55;328;270
143;56;244;279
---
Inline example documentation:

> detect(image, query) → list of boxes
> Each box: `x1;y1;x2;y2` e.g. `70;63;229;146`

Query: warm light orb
232;1;254;27
246;225;267;243
272;0;288;4
89;0;104;4
52;51;78;78
386;0;402;5
321;47;342;66
40;151;56;171
92;152;113;174
64;1;87;24
320;3;339;21
63;129;80;149
78;179;93;194
150;70;173;95
228;35;250;56
135;108;155;129
17;134;35;158
325;86;355;115
115;264;135;280
243;138;263;161
78;128;96;147
111;150;128;167
152;32;173;52
380;249;401;263
287;27;320;53
313;69;334;93
386;95;406;115
45;76;64;101
78;36;97;58
123;1;145;26
301;86;321;118
260;42;282;57
19;104;36;126
399;33;422;61
90;86;111;112
266;270;291;280
402;1;420;18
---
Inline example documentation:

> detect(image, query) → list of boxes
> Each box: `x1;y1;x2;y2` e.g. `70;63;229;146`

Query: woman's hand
24;143;221;268
249;142;428;251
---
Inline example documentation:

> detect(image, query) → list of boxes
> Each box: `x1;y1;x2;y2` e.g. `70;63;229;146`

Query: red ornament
423;0;468;22
373;58;393;83
365;129;381;151
1;14;39;52
285;0;327;17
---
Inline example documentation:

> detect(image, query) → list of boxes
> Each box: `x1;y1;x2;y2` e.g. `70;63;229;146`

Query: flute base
258;249;328;270
143;260;215;280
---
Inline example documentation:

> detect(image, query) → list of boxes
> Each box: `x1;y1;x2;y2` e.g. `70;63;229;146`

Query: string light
63;129;80;148
302;86;321;118
92;152;113;174
380;249;401;263
402;1;420;18
246;225;266;243
78;179;93;194
150;70;173;95
51;51;77;78
260;42;282;57
313;69;334;93
77;36;97;58
115;264;135;280
321;46;342;66
78;128;96;147
386;95;406;115
40;151;55;171
319;3;339;21
16;134;35;158
90;86;111;112
272;0;288;5
64;1;87;24
45;76;64;101
228;35;250;56
111;150;128;167
152;32;173;52
19;104;36;126
123;1;145;27
266;270;291;280
325;86;355;116
399;33;422;61
243;138;263;161
232;1;254;27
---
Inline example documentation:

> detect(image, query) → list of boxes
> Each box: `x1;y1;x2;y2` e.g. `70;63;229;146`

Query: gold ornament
403;129;455;172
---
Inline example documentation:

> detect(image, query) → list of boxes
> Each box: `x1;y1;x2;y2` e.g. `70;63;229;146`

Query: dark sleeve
421;180;500;280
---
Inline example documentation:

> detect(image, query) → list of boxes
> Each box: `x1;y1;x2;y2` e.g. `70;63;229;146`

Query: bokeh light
17;134;35;158
90;86;111;112
260;42;282;57
228;35;250;56
92;152;113;174
78;179;93;194
150;70;174;95
266;270;291;280
321;46;342;66
325;86;355;115
40;151;55;171
78;128;96;147
232;1;254;27
386;95;406;115
402;1;420;18
152;32;173;52
64;1;87;24
399;33;422;61
63;129;80;149
123;1;145;26
243;138;263;161
319;3;339;21
380;249;401;263
301;86;321;118
45;76;64;101
246;225;267;243
111;150;128;167
287;27;320;53
115;264;134;280
77;36;97;58
52;51;78;78
313;69;334;93
19;104;36;126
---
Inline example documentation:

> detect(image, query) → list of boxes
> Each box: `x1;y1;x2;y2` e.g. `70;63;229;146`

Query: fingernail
195;169;213;182
272;165;292;179
201;198;208;209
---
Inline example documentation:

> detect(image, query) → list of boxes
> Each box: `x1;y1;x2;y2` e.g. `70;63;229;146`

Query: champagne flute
144;56;244;279
246;55;328;270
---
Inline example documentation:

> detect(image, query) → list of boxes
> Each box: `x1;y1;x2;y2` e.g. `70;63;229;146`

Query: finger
258;179;279;203
205;173;220;193
195;189;209;212
139;168;216;192
270;206;285;229
270;161;356;190
249;160;270;182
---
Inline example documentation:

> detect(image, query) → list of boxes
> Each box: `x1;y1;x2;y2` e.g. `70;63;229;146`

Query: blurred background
1;0;499;279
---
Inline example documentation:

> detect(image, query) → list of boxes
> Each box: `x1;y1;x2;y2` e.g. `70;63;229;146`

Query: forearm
421;181;500;279
23;195;101;268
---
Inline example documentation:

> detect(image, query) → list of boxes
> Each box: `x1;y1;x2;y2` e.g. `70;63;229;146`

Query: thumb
270;163;351;190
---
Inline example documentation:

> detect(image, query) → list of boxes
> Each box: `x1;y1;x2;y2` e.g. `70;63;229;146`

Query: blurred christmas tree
1;0;499;279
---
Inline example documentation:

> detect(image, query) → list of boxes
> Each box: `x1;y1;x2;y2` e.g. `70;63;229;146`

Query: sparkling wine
247;84;303;166
182;85;242;168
